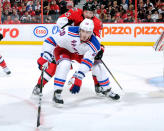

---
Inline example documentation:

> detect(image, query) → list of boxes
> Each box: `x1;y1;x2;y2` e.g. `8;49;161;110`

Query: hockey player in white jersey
40;18;120;105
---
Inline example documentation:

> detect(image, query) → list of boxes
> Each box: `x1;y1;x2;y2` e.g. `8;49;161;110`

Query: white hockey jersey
42;26;101;74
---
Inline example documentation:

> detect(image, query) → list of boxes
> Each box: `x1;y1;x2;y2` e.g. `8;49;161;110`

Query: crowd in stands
1;0;79;23
1;0;164;24
93;0;164;22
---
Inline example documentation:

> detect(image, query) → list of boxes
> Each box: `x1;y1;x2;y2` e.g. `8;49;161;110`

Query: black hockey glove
0;33;3;41
94;45;105;60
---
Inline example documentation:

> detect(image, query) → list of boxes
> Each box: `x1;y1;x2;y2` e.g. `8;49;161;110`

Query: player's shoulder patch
68;26;80;37
64;12;71;17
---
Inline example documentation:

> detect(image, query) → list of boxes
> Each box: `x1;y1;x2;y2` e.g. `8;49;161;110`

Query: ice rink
0;45;164;131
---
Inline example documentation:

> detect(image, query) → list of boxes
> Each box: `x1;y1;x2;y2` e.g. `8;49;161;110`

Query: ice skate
52;90;64;107
3;67;11;75
31;84;41;99
95;84;104;97
102;88;120;100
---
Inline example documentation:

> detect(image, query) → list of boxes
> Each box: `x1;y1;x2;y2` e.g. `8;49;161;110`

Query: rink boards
0;23;163;46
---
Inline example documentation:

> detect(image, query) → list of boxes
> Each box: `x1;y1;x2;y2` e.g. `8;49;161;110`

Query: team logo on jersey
65;12;71;17
33;26;48;38
59;28;66;36
71;40;77;46
92;53;97;57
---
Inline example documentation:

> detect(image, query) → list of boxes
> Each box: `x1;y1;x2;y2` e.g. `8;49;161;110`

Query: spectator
156;13;164;22
3;15;14;24
113;1;119;9
26;1;35;12
158;3;164;14
124;13;134;22
2;10;9;22
44;15;53;23
13;17;21;24
100;0;108;7
146;5;153;14
144;0;154;9
127;4;134;16
106;1;112;7
35;1;41;15
99;10;107;22
3;0;11;12
93;0;99;7
59;0;68;14
138;8;146;21
50;0;60;13
18;2;26;13
114;12;124;23
103;14;114;22
20;11;31;23
155;0;162;9
121;0;128;10
35;1;41;11
99;4;107;14
151;10;159;22
28;7;36;16
144;13;154;22
11;8;19;21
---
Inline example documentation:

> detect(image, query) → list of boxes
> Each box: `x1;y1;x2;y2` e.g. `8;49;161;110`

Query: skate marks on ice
146;76;164;98
0;92;50;131
121;90;164;107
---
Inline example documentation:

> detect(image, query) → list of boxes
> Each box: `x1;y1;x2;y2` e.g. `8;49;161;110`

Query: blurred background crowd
1;0;164;24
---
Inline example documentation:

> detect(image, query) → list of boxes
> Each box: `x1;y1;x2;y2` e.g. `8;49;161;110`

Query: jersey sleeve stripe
45;37;57;46
87;41;98;53
49;36;57;45
81;59;93;69
68;31;80;37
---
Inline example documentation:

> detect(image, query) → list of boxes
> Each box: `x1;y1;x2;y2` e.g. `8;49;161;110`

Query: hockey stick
154;31;164;51
37;62;48;127
101;60;123;90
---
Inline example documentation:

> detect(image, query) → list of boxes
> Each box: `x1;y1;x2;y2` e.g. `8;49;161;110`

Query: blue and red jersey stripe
45;36;57;46
54;78;66;87
98;78;110;87
68;31;80;37
81;58;93;69
87;41;99;53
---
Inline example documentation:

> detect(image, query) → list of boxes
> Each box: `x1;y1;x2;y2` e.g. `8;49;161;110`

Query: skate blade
52;102;64;108
30;94;39;100
36;125;53;131
96;92;105;97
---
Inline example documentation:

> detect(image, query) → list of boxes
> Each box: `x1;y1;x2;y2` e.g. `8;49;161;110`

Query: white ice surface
0;45;164;131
